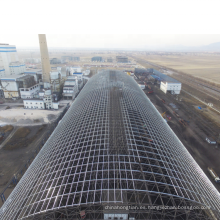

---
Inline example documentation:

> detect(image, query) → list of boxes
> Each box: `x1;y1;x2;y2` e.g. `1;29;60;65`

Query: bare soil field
136;54;220;84
0;124;51;207
0;125;14;145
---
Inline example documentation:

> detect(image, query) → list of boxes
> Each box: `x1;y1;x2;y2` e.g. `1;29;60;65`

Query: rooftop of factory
24;69;42;74
152;69;181;84
23;98;44;101
0;74;33;80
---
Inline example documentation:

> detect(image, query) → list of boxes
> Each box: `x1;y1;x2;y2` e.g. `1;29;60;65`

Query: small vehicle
208;167;220;183
206;137;216;145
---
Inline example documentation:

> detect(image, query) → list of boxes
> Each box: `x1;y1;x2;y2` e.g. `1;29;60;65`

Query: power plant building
0;43;26;77
24;69;42;83
0;74;36;99
0;70;220;220
62;76;79;99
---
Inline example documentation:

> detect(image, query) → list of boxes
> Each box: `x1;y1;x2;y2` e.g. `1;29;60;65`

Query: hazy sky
1;34;220;49
1;0;220;49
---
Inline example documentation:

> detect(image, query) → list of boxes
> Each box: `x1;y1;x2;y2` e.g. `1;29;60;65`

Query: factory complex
1;35;220;220
135;68;182;94
0;70;219;220
0;36;89;109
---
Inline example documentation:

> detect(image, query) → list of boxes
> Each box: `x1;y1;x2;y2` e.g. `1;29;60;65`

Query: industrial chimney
38;34;51;87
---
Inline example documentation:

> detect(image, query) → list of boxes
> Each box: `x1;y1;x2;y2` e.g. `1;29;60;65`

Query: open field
136;54;220;84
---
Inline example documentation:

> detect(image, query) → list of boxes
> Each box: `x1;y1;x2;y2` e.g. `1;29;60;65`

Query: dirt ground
136;53;220;84
143;82;220;192
0;125;14;144
0;124;53;208
0;125;48;192
4;125;46;150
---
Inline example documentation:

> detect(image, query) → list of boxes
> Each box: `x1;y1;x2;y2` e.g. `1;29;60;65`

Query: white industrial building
9;62;26;75
20;84;40;99
57;66;69;78
151;69;182;94
70;66;81;75
0;74;36;99
23;89;59;110
63;76;79;99
0;75;21;98
160;81;182;94
83;69;90;76
23;99;45;109
43;89;53;109
0;44;26;76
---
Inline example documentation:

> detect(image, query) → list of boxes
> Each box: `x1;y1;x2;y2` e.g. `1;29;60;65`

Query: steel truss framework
0;70;220;220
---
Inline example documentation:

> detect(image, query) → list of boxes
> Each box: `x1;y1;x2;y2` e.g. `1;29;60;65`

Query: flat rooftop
24;69;42;74
0;74;26;80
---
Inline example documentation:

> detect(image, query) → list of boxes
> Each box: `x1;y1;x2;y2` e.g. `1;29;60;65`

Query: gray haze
1;34;220;51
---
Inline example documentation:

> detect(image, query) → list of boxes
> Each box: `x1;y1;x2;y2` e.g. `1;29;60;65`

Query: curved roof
0;70;220;220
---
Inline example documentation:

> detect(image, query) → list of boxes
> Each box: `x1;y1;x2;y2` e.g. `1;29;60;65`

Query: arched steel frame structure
0;70;220;220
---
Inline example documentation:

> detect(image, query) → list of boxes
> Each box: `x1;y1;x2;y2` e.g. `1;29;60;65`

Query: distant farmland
138;54;220;84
